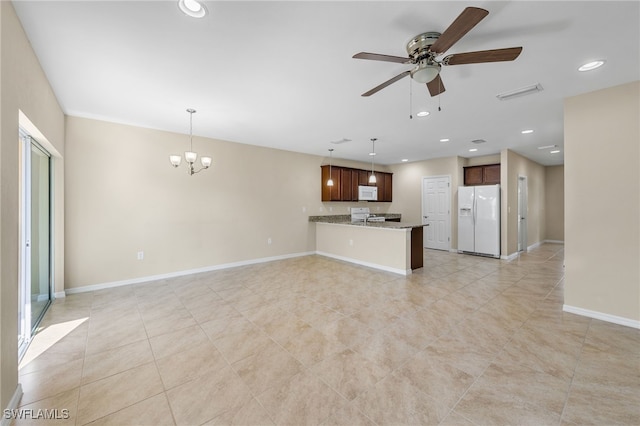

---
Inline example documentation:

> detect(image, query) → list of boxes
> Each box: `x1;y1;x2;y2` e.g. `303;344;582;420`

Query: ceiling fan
353;7;523;97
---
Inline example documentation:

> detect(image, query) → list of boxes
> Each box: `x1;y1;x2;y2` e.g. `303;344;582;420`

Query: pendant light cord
189;110;194;151
409;78;413;119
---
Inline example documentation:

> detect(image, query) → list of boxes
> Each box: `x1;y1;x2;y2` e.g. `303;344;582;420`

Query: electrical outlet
302;206;307;213
267;238;272;245
137;251;144;260
329;207;333;212
349;239;353;246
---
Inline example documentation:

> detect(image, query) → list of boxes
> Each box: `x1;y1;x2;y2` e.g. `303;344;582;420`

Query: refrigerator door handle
473;197;477;225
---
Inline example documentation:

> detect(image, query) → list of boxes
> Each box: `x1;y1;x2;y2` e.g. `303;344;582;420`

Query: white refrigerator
458;185;501;258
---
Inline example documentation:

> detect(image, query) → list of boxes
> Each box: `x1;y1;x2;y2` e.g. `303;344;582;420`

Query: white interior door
518;176;528;252
422;176;450;250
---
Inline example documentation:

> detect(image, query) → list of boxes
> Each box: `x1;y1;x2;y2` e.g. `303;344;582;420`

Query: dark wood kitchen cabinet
321;165;341;201
321;165;393;202
381;172;393;202
464;163;501;186
340;168;353;201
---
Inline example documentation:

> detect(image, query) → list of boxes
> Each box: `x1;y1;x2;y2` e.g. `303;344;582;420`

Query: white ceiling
12;1;640;166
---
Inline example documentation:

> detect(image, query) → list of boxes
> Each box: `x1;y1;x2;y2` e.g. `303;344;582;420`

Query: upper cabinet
464;164;501;186
321;165;392;202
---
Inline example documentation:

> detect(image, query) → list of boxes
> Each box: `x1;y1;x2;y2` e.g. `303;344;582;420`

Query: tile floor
14;244;640;425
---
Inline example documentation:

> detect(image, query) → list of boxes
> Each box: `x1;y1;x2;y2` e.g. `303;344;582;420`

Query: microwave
358;185;378;201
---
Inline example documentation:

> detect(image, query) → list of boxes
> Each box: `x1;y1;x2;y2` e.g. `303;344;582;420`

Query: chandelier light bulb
185;151;197;164
201;156;212;168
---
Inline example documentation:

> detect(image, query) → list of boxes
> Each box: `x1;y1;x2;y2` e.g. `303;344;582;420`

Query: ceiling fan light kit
353;7;523;97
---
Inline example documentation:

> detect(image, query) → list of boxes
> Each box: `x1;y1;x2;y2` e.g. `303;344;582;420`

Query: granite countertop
309;213;402;223
342;221;427;229
310;214;426;229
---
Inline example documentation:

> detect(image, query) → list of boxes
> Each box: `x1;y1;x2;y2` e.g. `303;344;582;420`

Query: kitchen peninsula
310;214;426;275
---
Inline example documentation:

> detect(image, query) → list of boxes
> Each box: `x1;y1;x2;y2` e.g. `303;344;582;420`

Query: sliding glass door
18;134;52;357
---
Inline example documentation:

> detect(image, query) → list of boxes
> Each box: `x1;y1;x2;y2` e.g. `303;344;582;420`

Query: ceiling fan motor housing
407;32;442;83
406;31;441;61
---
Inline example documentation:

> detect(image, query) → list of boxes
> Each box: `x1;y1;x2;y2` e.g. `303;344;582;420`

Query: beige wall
0;1;65;412
316;223;410;273
464;154;501;167
64;116;382;289
500;149;546;256
564;81;639;323
389;156;462;249
545;165;564;241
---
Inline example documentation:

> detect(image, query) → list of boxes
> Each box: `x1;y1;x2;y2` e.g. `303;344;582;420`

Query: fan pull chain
438;78;442;112
409;78;413;119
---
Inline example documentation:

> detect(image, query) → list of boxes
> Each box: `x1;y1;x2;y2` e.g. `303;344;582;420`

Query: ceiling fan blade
361;71;411;96
426;74;446;97
429;7;489;55
353;52;411;64
443;47;523;65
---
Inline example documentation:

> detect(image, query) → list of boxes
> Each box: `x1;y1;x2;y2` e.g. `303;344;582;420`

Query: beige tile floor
14;244;640;425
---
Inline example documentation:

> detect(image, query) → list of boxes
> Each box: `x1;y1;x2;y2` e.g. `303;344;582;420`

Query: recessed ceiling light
578;60;605;72
550;150;560;154
439;138;450;142
178;0;208;18
469;148;478;152
538;144;557;150
369;152;376;156
416;111;430;117
521;129;534;134
401;159;409;162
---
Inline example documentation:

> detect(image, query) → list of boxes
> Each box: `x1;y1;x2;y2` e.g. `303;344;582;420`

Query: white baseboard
500;252;519;261
563;304;640;329
543;239;564;244
1;384;23;426
35;294;49;302
527;241;543;251
316;251;411;276
65;251;315;294
53;291;66;299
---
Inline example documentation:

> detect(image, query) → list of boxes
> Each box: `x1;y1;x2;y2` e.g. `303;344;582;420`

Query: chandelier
169;108;212;175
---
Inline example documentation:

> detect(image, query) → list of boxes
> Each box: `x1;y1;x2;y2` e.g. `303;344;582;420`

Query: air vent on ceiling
538;144;558;150
471;139;486;144
330;138;352;144
496;83;543;101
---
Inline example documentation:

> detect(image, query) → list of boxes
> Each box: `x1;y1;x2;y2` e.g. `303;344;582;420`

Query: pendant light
327;148;334;187
169;108;212;176
369;138;377;184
